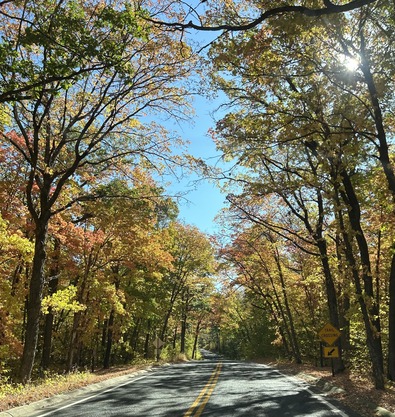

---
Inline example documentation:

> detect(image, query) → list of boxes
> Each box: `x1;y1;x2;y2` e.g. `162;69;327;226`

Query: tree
219;226;304;363
0;213;33;368
0;0;194;383
146;0;377;33
0;0;149;103
159;223;215;352
85;177;175;369
207;6;393;387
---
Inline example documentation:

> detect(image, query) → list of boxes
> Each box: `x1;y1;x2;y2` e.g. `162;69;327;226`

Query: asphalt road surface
12;357;361;417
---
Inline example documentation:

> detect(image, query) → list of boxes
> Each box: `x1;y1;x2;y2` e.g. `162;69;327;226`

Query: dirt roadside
271;361;395;417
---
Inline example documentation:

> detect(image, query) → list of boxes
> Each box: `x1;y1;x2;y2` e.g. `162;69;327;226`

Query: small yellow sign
323;346;339;358
318;323;341;346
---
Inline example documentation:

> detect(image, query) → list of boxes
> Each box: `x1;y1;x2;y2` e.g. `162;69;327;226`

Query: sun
340;54;360;72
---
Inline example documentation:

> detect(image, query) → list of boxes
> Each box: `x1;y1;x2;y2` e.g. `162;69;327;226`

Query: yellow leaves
42;285;86;314
0;104;11;130
0;214;34;262
127;118;142;129
101;283;126;315
44;165;54;175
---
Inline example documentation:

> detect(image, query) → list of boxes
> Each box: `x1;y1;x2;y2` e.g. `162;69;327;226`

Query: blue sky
162;27;232;235
166;93;229;235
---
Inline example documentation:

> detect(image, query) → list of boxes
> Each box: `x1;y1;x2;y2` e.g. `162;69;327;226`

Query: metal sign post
318;323;341;376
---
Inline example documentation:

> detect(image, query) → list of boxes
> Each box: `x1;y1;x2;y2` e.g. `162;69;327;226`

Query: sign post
153;337;164;361
318;323;341;376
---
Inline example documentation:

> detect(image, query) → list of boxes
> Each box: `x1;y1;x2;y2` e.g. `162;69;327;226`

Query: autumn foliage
2;0;395;397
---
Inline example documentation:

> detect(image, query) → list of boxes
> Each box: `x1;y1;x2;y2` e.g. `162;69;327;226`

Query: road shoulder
0;366;157;417
267;360;395;417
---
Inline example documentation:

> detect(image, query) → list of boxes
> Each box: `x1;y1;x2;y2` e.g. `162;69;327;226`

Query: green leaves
0;0;152;102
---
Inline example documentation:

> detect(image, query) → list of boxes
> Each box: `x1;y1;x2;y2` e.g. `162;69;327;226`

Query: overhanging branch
146;0;377;32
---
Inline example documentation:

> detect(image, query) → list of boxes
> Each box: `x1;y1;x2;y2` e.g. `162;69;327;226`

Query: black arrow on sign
328;348;335;356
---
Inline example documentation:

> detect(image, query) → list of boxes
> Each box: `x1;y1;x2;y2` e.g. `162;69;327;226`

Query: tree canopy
2;0;395;395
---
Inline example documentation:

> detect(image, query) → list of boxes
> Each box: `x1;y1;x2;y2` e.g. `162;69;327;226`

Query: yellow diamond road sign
318;323;341;346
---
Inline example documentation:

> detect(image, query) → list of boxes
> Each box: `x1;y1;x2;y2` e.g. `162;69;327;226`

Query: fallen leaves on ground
0;363;153;412
270;361;395;417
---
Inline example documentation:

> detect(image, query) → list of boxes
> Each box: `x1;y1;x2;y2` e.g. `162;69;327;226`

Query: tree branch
146;0;377;32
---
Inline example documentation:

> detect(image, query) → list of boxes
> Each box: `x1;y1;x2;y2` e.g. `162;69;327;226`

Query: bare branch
146;0;377;32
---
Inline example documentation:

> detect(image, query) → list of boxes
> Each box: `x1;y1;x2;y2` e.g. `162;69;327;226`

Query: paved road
7;359;361;417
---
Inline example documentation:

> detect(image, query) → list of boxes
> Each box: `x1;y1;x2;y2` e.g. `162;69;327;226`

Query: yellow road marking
194;362;222;417
183;362;222;417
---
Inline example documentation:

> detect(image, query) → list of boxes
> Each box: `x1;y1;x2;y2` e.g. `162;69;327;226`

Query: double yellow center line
183;362;223;417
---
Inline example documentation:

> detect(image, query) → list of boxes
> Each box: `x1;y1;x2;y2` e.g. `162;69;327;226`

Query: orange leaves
5;130;28;150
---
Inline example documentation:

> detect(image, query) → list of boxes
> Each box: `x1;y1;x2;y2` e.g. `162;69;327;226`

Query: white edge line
304;386;349;417
257;363;349;417
34;375;148;417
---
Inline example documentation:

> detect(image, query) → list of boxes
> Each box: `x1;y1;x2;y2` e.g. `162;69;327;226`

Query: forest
0;0;394;394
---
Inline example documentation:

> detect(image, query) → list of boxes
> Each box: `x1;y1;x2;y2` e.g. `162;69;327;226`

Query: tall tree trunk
305;145;345;372
67;253;93;372
273;247;302;364
192;319;202;359
334;231;351;352
161;309;172;342
161;278;185;341
388;255;395;380
359;34;395;382
103;309;114;369
253;257;293;359
67;311;81;372
375;228;382;308
343;230;385;388
103;268;119;368
19;219;48;384
172;326;178;350
340;170;384;379
336;181;384;389
41;238;60;370
180;319;186;354
180;290;189;354
263;296;291;358
315;187;345;373
41;307;55;370
144;319;151;359
130;317;141;354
